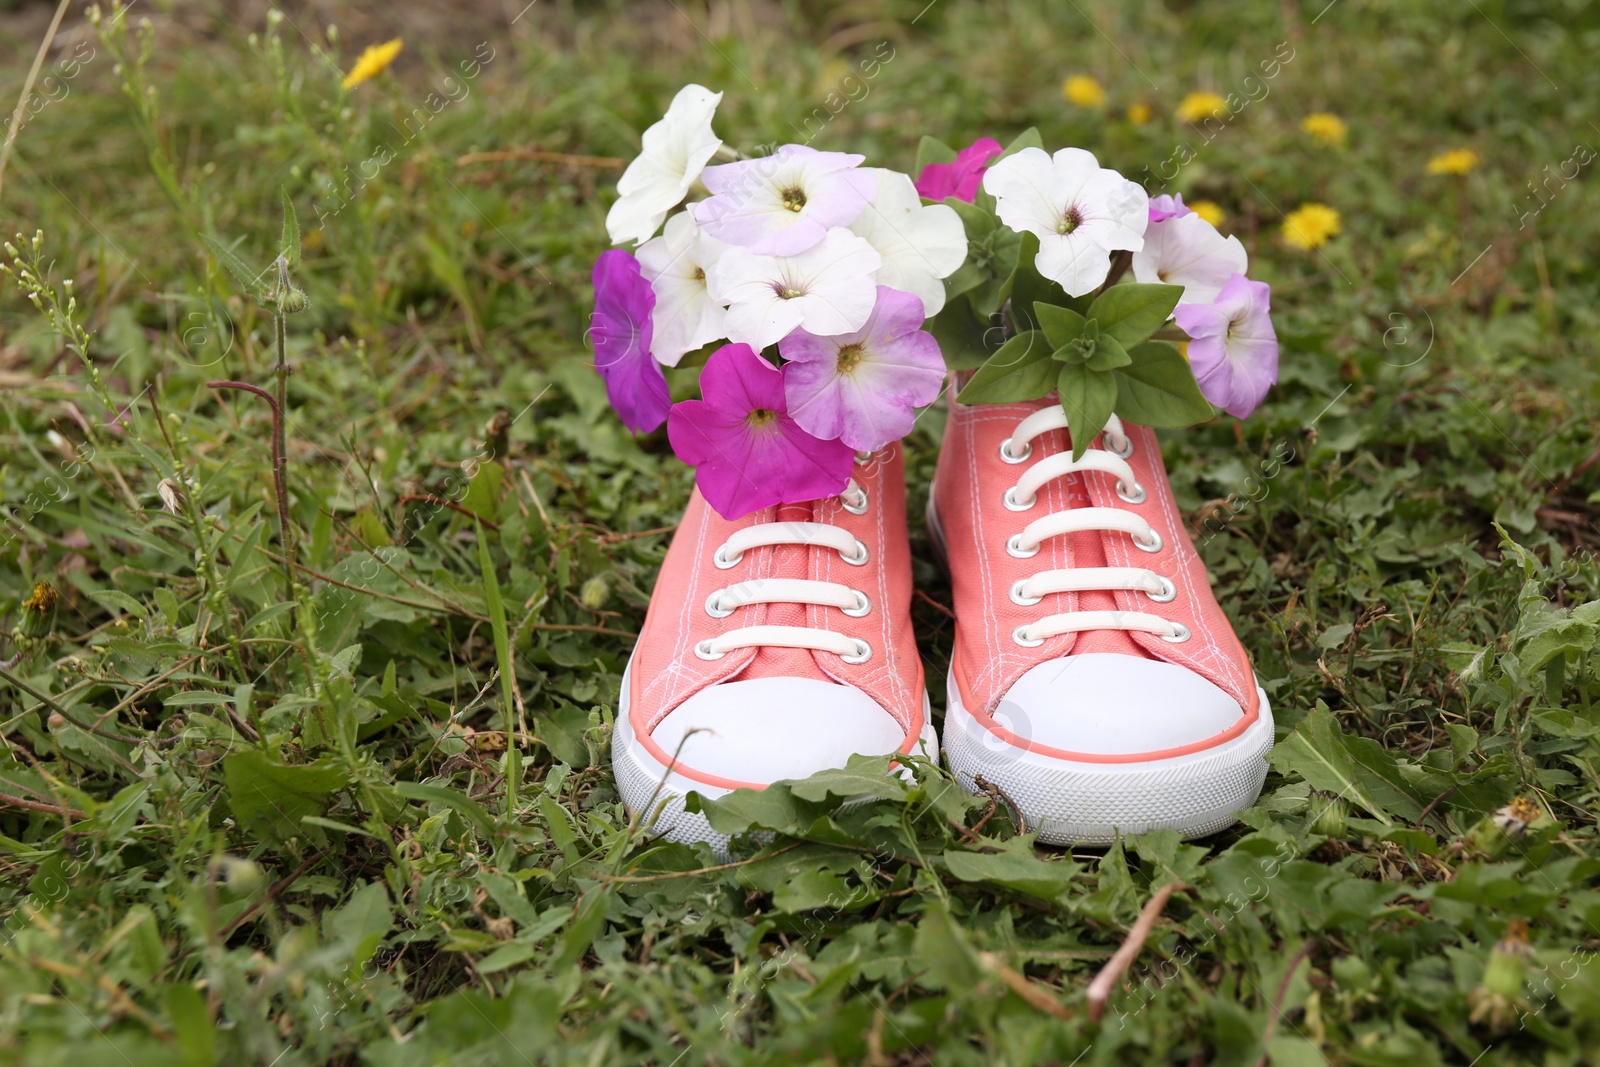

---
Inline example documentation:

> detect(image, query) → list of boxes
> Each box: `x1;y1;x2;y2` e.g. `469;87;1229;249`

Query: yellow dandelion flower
1300;112;1347;147
1427;148;1479;175
1126;102;1152;125
1176;91;1228;124
1188;199;1225;227
1062;75;1107;109
342;38;403;90
1282;202;1341;250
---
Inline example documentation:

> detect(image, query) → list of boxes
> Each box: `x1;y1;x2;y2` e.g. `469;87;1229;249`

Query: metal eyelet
1162;622;1192;643
712;545;742;569
1012;625;1045;648
1116;479;1147;505
1005;534;1040;559
705;592;734;618
842;589;872;617
1107;432;1134;459
854;450;876;465
841;485;869;514
1002;486;1036;512
1009;579;1042;607
999;438;1032;464
695;639;727;660
1146;576;1177;603
1133;529;1164;553
840;638;872;664
840;539;870;566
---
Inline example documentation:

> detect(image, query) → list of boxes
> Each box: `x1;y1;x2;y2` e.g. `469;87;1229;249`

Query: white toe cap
652;677;908;784
994;653;1245;756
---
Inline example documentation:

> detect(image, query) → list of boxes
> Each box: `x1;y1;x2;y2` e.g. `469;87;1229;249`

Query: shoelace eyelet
1147;576;1178;603
1012;625;1045;648
1107;432;1134;459
1002;486;1036;512
1116;479;1147;505
998;438;1032;464
840;485;869;514
842;589;872;617
704;592;734;618
1162;622;1192;643
840;539;870;566
840;637;872;664
1005;533;1040;559
1133;529;1164;553
694;638;727;660
713;545;742;569
1009;579;1042;607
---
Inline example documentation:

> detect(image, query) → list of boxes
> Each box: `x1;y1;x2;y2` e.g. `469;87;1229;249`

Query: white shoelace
695;479;875;664
999;410;1190;646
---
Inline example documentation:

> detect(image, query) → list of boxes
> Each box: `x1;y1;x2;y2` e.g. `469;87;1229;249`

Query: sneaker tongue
1063;469;1157;661
737;500;834;682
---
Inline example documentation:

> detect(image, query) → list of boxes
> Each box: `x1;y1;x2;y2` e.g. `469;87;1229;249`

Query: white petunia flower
636;211;729;366
849;168;967;316
605;84;724;246
982;146;1148;297
708;228;882;350
693;144;875;256
1131;212;1248;306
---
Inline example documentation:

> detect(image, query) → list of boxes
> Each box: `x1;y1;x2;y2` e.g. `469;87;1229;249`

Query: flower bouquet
591;85;1278;513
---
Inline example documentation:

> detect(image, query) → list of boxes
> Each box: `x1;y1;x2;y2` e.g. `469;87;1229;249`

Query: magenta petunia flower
1147;193;1191;223
667;343;854;519
779;287;946;452
592;249;670;433
1172;273;1279;419
914;137;1003;202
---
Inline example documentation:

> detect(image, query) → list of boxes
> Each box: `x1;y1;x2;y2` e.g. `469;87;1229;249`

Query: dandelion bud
20;581;58;638
47;712;66;732
1468;919;1533;1033
326;24;339;44
580;576;609;609
157;478;186;515
1308;791;1349;840
1464;795;1542;859
276;284;310;314
219;856;265;894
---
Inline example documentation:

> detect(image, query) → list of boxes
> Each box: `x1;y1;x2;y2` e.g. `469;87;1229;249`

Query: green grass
1;0;1599;1063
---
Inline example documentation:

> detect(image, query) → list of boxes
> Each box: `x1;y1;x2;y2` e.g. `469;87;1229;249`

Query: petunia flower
849;168;967;316
1172;273;1278;419
668;342;854;518
779;286;946;452
708;228;882;351
1131;211;1248;306
1147;193;1191;223
914;137;1002;203
342;39;402;90
636;211;728;366
606;84;724;246
591;250;670;433
693;145;875;256
982;146;1148;297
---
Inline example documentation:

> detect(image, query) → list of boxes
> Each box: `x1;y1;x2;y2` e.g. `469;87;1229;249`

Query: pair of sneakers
612;388;1275;850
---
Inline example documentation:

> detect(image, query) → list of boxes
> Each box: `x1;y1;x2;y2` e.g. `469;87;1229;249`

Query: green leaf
1086;282;1183;346
1111;341;1216;428
279;186;301;270
995;126;1045;162
475;522;518;731
1032;303;1085;350
1085;333;1132;371
87;589;146;618
201;233;265;298
955;330;1054;405
397;781;499;838
1056;363;1118;460
165;983;216;1067
223;750;347;845
926;296;1001;369
941;838;1082;901
912;900;983;990
913;134;957;176
1269;707;1395;825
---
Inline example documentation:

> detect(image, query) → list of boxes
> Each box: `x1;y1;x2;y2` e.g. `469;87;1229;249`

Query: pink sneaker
929;391;1273;844
614;445;937;849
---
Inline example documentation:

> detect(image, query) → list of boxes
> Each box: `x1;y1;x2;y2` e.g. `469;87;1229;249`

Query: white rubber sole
943;665;1273;845
612;662;939;855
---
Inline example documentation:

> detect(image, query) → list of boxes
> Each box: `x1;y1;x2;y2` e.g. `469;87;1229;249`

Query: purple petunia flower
667;343;854;519
914;137;1003;203
693;145;875;256
779;287;946;452
1172;273;1279;419
1147;193;1192;223
592;250;670;433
